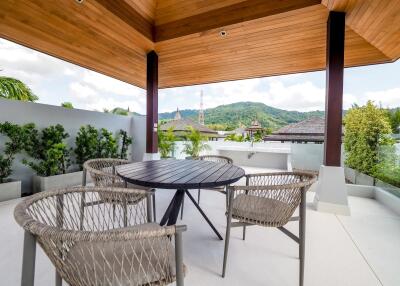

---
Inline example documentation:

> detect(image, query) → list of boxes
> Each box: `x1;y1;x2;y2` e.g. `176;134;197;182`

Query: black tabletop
116;159;245;189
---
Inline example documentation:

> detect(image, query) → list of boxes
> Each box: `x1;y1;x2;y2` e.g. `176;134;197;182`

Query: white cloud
363;88;400;109
82;71;144;97
69;82;98;101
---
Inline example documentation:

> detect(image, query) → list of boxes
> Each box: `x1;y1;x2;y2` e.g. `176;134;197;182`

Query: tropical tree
0;76;38;101
224;133;245;142
343;101;394;176
158;127;176;158
388;109;400;134
183;126;210;158
61;102;73;109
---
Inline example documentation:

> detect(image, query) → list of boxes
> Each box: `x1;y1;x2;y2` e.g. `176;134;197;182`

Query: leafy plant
61;102;73;109
0;122;36;183
0;76;38;101
74;126;132;169
74;125;99;169
158;127;176;158
344;101;394;176
183;126;210;158
224;133;245;142
23;124;71;176
118;129;133;159
97;128;118;158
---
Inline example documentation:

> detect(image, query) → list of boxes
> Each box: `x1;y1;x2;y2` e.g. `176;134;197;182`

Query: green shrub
344;101;394;176
74;125;133;169
158;127;176;158
0;122;36;183
23;124;71;176
74;125;99;169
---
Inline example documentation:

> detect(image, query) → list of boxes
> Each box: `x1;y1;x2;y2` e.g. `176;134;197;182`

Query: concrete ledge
346;184;375;199
314;200;351;216
375;187;400;216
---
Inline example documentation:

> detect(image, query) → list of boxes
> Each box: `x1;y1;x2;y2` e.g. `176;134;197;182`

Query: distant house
160;108;218;140
264;117;342;143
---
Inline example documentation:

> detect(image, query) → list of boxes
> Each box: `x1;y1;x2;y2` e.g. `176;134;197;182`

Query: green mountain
159;102;325;131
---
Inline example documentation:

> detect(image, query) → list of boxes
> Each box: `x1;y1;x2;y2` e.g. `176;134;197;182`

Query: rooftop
1;171;399;286
264;117;340;142
160;109;218;135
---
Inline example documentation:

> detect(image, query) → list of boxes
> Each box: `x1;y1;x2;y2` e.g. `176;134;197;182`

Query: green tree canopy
61;102;74;109
0;76;38;102
344;101;394;176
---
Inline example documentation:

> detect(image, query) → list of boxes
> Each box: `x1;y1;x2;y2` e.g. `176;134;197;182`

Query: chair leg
222;191;234;277
197;189;201;204
299;188;306;286
152;192;157;222
21;231;36;286
55;271;62;286
180;194;185;220
242;226;246;240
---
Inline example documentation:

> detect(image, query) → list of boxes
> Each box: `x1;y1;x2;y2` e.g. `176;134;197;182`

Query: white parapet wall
0;98;146;194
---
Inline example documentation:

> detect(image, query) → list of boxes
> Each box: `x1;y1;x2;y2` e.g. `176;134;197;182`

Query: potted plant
23;124;78;192
183;126;211;159
158;127;176;159
0;122;34;201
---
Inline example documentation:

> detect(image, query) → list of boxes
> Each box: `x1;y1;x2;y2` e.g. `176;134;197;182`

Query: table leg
160;189;185;226
160;191;179;226
185;190;223;240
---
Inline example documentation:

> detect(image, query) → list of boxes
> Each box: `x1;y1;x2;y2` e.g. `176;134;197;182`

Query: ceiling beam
154;0;322;42
95;0;153;41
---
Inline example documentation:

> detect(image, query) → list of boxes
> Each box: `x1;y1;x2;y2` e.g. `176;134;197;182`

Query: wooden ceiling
0;0;399;89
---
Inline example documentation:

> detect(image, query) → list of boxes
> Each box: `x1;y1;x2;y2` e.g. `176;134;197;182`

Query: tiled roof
160;118;218;135
274;117;325;135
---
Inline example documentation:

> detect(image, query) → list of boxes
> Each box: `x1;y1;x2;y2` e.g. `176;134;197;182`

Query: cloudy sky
0;38;399;114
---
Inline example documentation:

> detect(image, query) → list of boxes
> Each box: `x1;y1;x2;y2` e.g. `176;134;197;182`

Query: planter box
33;171;90;193
0;180;21;202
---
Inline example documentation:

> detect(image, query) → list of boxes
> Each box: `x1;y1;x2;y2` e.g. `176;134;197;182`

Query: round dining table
116;159;245;240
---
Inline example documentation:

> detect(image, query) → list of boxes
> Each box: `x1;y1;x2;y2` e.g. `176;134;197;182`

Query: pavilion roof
160;118;218;135
0;0;399;89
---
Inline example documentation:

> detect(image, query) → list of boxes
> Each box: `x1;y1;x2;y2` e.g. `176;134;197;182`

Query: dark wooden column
146;51;158;153
324;11;345;166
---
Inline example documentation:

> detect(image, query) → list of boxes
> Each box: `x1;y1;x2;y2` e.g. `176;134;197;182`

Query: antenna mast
198;90;205;125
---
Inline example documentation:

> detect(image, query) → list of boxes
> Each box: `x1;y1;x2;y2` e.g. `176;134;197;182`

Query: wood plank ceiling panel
124;0;157;23
155;0;322;41
156;4;390;88
155;0;248;25
322;0;400;60
0;0;154;88
0;0;397;90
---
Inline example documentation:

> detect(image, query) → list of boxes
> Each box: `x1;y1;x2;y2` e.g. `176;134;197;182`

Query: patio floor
1;175;399;286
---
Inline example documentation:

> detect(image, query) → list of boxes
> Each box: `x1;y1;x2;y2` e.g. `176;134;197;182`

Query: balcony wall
0;98;146;194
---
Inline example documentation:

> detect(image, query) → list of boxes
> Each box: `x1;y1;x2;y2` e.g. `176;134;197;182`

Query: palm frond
0;76;38;102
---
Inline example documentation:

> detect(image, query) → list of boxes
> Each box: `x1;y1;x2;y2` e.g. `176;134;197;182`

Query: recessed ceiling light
220;30;228;37
75;0;84;4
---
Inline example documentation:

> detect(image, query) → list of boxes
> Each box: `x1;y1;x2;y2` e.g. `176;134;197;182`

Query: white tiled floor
1;186;399;286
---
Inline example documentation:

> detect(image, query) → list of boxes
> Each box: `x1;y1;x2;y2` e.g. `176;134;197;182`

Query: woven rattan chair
179;155;233;220
222;172;316;286
83;158;157;221
14;186;186;286
196;155;233;205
